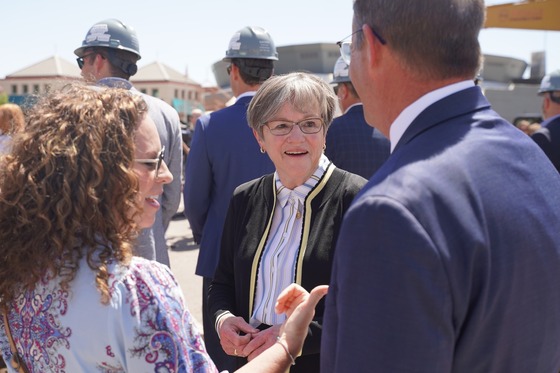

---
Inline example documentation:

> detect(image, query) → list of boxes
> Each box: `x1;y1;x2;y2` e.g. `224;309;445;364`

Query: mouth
144;195;161;209
285;150;308;156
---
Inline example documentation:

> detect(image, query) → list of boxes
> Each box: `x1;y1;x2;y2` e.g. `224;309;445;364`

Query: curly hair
0;103;25;135
0;84;148;306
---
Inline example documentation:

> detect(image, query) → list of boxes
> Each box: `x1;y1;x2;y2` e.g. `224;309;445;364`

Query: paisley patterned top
0;256;219;373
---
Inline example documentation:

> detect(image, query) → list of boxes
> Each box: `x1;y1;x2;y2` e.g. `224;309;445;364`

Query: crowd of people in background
1;0;560;372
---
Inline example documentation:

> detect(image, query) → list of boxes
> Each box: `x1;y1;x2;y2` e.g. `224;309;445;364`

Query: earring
260;147;266;154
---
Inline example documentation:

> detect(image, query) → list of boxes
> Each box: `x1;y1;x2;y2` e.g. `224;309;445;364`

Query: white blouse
251;154;330;326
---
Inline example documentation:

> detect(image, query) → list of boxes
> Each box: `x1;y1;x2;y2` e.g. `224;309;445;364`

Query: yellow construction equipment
485;0;560;31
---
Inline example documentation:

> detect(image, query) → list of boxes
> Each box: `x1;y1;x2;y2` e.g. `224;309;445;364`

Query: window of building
44;84;51;93
140;88;147;94
11;85;17;94
23;85;28;94
33;84;40;93
181;90;185;99
174;89;178;98
152;88;159;97
300;52;319;59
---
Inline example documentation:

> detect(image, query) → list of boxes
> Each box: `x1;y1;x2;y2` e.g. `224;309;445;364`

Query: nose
287;124;306;140
157;160;173;184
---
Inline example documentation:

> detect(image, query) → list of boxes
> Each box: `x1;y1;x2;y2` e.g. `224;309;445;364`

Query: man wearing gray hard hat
183;25;276;371
74;19;183;267
326;56;390;179
531;70;560;172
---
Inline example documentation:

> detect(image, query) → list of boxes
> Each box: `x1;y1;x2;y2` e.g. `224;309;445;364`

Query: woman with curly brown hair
0;85;215;372
0;103;25;155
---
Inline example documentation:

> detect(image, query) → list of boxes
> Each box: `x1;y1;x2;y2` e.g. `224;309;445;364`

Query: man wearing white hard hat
183;25;276;371
325;56;390;179
531;70;560;172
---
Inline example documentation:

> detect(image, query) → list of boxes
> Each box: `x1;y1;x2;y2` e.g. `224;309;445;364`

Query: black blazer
209;165;366;372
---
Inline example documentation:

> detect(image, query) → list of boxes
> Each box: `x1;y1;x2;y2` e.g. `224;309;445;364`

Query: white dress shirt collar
389;80;475;152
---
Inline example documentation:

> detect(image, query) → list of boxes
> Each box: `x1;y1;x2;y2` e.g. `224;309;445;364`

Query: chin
138;216;156;229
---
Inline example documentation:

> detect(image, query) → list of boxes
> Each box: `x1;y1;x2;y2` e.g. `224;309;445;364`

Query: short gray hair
353;0;484;80
247;72;337;137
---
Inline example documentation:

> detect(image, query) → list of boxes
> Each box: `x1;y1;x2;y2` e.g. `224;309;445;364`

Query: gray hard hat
538;70;560;94
330;56;351;84
223;26;278;61
74;18;141;60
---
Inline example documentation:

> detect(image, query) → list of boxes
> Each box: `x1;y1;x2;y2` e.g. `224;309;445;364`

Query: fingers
275;284;329;317
275;283;307;315
222;333;252;357
276;284;329;356
219;316;259;357
307;285;329;308
241;325;280;359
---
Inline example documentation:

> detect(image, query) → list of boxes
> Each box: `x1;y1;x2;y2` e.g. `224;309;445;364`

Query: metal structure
485;0;560;31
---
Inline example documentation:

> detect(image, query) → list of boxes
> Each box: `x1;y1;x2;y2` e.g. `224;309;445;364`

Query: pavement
166;204;204;331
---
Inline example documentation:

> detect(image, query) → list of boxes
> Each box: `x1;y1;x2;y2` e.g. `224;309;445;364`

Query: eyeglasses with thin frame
336;26;387;64
76;53;97;70
134;146;166;178
226;65;232;75
264;118;324;136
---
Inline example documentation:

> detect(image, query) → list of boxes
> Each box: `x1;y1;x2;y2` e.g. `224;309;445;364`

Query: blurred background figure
514;118;541;135
0;103;25;155
531;70;560;172
209;72;366;372
183;26;277;371
74;18;183;266
325;57;389;179
181;108;204;158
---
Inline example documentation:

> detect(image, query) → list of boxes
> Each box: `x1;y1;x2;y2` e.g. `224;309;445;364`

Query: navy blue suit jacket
531;114;560;172
184;96;274;278
326;104;390;179
322;87;560;372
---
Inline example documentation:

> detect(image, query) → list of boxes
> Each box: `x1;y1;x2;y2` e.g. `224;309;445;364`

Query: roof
133;61;199;84
6;55;81;78
4;56;201;86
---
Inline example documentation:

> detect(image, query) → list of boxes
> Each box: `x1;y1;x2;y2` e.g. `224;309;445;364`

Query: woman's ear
253;128;264;146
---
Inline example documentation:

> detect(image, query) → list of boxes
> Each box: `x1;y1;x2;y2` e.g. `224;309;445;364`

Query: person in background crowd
531;70;560;172
325;56;390;179
181;108;204;158
75;18;182;267
514;118;541;135
0;103;25;155
322;0;560;372
183;26;277;371
209;72;366;372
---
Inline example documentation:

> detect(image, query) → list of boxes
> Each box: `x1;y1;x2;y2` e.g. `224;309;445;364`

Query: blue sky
2;0;558;86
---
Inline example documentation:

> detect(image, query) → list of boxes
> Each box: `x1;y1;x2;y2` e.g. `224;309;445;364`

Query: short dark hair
87;47;139;79
231;58;274;85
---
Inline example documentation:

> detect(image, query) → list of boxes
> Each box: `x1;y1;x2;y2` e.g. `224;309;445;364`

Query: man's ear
362;24;382;66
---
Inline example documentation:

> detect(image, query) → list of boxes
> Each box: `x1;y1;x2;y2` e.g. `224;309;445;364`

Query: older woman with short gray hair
209;72;367;372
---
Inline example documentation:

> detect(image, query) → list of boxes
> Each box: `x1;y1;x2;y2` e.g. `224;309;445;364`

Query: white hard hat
538;70;560;95
330;56;351;84
223;26;278;61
